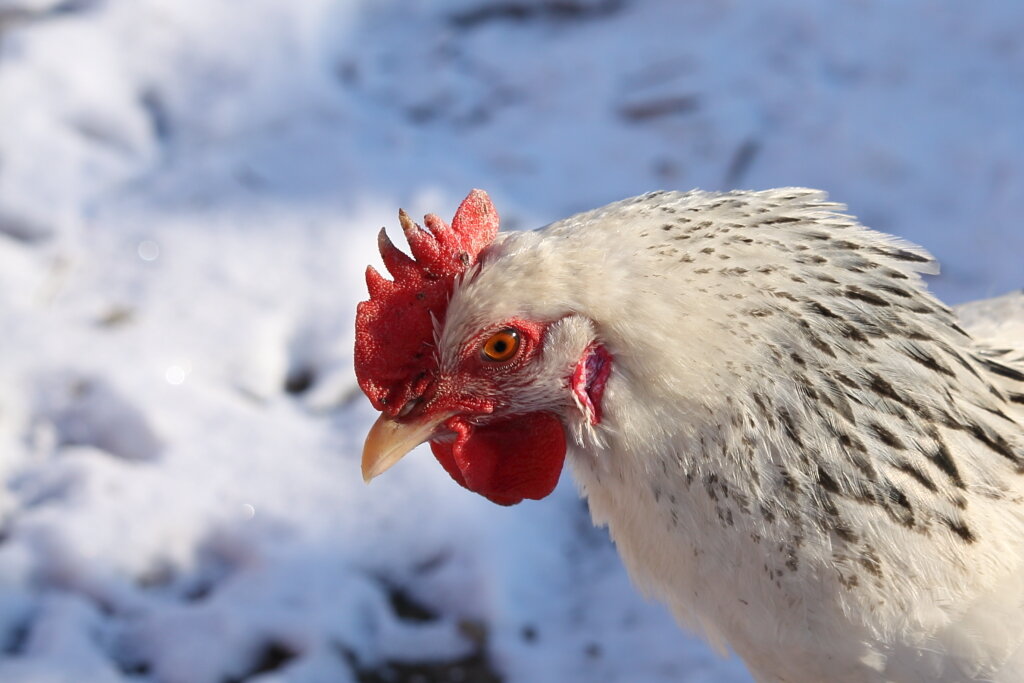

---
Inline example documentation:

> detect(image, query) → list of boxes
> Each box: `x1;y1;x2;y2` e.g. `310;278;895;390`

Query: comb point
398;208;420;237
377;228;416;278
365;265;390;297
424;213;450;239
451;189;499;241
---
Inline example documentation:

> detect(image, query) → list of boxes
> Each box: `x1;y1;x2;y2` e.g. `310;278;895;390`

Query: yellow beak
361;412;452;483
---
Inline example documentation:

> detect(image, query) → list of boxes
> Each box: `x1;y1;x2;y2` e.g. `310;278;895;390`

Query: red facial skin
355;191;610;506
408;320;568;506
355;190;499;418
411;321;613;506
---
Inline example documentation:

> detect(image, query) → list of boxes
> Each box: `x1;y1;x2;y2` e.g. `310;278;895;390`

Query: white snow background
0;1;1022;681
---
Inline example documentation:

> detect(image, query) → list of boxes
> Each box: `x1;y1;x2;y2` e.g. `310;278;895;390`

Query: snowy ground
0;1;1022;681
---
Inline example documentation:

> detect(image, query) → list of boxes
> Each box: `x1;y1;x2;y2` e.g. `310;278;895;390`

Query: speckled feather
438;189;1024;682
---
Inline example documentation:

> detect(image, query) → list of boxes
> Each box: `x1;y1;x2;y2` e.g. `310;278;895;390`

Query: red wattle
430;413;566;506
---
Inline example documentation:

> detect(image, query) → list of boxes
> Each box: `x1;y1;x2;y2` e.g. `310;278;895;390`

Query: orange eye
481;328;520;362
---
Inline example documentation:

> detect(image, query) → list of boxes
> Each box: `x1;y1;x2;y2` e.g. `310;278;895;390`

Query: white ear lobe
539;316;611;451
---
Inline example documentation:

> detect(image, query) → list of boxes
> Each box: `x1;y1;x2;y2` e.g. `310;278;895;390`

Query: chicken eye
481;329;520;362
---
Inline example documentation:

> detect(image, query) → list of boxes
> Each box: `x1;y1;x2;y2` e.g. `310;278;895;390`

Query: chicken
354;188;1024;682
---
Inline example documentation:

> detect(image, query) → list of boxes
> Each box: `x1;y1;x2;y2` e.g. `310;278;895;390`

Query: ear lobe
430;413;566;506
571;343;613;425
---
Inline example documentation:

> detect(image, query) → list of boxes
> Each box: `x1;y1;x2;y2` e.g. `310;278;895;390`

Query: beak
361;412;451;483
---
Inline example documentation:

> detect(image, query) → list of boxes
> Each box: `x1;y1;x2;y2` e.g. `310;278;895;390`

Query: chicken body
359;189;1024;682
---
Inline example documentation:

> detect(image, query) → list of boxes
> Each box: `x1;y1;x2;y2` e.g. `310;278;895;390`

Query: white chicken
355;188;1024;682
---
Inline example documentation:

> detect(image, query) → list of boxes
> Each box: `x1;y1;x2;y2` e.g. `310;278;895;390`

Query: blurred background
0;1;1021;681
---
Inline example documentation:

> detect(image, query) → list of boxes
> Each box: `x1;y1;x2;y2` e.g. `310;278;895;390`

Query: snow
0;0;1021;681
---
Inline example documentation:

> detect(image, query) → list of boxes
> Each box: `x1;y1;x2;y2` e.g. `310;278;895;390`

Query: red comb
355;189;500;414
